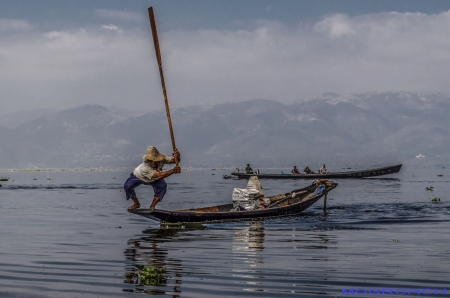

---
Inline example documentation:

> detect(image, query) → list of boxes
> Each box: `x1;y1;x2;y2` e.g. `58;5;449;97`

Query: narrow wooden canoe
128;181;337;223
231;164;402;180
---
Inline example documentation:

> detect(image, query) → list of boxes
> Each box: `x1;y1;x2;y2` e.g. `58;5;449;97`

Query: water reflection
122;222;341;297
232;221;265;266
123;224;200;296
228;221;266;294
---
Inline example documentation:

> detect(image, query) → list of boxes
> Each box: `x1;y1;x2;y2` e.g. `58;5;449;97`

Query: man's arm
152;166;181;179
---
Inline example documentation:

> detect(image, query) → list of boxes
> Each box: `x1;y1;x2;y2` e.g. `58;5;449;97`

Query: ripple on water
1;169;450;297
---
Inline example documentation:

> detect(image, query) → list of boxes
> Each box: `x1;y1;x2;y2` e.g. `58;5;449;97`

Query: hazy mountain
0;92;449;169
0;108;58;129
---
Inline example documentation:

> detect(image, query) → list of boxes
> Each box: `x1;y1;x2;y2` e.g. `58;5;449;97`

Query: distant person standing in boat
291;166;300;174
245;164;254;174
124;146;181;211
319;164;328;174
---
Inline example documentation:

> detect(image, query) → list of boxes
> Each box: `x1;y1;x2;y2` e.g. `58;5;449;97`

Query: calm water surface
0;166;449;297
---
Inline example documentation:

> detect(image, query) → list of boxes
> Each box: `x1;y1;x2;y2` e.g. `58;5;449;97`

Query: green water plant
426;186;434;191
0;177;9;182
125;265;166;286
430;197;440;202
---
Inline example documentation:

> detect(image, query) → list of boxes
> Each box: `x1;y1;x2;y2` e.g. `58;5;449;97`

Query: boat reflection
230;222;338;295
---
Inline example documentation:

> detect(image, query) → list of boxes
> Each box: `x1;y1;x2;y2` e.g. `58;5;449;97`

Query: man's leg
124;173;143;210
149;196;159;211
149;179;167;210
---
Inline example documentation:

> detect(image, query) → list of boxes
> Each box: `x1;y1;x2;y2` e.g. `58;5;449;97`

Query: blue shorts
123;173;167;201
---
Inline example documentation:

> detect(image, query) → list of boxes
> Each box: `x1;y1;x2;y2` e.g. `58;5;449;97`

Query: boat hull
129;182;337;223
231;164;402;179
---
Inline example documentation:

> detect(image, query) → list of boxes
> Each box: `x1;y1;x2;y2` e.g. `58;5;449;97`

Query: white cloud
314;14;355;37
102;24;119;31
2;10;450;114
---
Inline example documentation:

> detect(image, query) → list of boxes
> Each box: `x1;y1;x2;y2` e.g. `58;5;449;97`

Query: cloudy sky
1;0;450;114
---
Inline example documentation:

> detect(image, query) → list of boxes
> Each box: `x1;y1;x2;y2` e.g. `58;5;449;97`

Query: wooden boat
128;181;337;223
231;164;402;180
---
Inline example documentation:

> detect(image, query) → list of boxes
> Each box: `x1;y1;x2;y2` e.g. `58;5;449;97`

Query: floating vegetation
125;265;166;286
426;186;434;191
437;174;443;177
0;177;9;182
392;239;399;243
430;197;440;202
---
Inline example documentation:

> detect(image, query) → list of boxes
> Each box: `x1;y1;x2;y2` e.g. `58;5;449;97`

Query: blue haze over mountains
0;91;449;169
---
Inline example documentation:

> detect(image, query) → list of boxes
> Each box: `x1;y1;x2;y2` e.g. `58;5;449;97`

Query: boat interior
173;182;331;214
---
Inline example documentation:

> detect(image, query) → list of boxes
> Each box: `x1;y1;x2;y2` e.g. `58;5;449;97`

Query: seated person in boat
304;166;314;174
291;166;300;174
124;146;181;211
318;164;328;174
245;164;254;174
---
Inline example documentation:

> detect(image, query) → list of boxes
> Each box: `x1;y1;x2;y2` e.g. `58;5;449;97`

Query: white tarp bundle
232;176;269;211
232;188;260;211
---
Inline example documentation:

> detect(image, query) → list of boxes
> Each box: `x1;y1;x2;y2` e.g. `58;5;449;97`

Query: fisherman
304;166;313;174
291;166;300;174
124;146;181;211
245;164;254;174
319;164;328;174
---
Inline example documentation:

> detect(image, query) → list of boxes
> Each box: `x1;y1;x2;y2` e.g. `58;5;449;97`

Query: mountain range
0;91;449;169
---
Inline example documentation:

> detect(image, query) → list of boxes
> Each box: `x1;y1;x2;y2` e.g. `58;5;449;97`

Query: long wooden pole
148;7;179;166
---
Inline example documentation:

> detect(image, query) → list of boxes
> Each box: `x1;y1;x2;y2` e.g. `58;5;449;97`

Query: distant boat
415;153;425;158
230;164;402;180
128;181;337;223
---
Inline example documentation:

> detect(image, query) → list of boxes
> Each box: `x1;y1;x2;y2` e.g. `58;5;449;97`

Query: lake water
0;165;449;297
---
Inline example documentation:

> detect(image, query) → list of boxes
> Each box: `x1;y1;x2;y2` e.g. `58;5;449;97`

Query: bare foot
127;203;140;210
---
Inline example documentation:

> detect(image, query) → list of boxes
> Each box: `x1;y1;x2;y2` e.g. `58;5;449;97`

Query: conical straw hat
142;146;165;162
